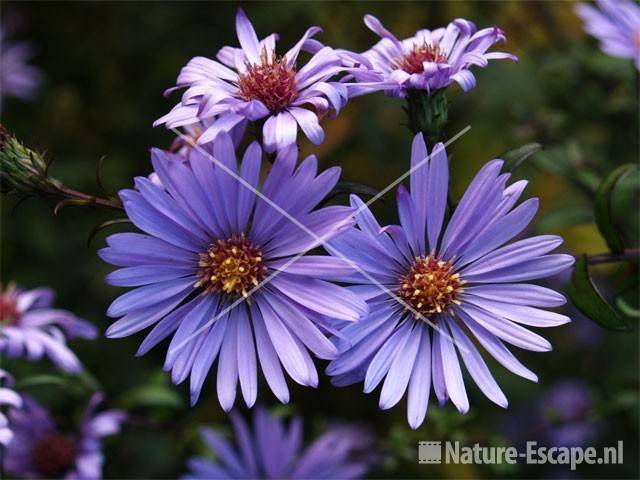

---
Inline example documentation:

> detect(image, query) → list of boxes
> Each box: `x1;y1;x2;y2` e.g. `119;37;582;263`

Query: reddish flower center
0;295;20;326
238;49;297;112
196;234;267;298
31;433;76;478
395;41;447;74
399;255;464;317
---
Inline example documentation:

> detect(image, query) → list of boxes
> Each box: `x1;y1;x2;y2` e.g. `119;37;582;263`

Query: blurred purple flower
0;283;98;373
0;368;22;446
575;0;640;69
0;25;41;111
99;133;367;410
541;380;597;447
183;406;372;479
155;8;348;153
343;15;517;98
326;134;574;429
2;392;126;479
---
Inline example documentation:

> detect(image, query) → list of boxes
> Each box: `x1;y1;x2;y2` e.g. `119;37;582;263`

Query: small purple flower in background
183;406;373;479
575;0;640;70
0;283;98;373
100;133;367;411
0;24;41;111
0;368;22;446
2;392;126;479
155;8;348;153
540;380;597;448
327;134;574;429
344;15;517;98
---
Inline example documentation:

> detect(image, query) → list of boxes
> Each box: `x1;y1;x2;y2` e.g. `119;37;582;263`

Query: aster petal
397;185;422;254
285;26;322;67
431;329;448;405
462;314;538;382
437;320;469;414
464;284;566;308
269;273;367;322
268;256;356;282
447;317;508;408
461;235;566;278
136;301;196;356
439;160;503;258
456;198;539;267
237;310;258;408
189;309;228;405
458;303;552;352
464;254;575;284
235;8;261;64
327;312;399;377
364;14;402;50
364;319;412;393
105;265;193;287
217;311;239;412
257;298;314;386
106;277;196;318
379;321;421;410
407;323;431;429
425;143;449;250
250;303;290;403
106;288;193;338
288;107;325;145
237;141;262;231
461;296;571;327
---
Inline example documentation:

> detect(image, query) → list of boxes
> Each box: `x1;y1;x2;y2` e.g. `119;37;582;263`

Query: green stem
404;89;448;145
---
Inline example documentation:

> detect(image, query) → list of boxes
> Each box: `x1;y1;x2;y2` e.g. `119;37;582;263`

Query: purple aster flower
0;368;22;446
154;8;348;153
0;283;98;373
575;0;640;69
2;392;126;479
99;132;367;410
0;25;41;111
343;15;517;98
326;134;574;429
184;406;372;479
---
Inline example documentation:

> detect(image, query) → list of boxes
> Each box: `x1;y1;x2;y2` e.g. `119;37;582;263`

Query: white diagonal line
168;126;470;355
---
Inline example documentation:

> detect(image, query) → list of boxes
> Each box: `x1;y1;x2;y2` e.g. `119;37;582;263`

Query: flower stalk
404;89;448;145
0;124;123;212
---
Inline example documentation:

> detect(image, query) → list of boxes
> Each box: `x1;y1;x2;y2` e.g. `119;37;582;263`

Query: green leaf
15;374;86;394
500;143;543;173
594;164;636;253
118;384;184;410
567;255;627;331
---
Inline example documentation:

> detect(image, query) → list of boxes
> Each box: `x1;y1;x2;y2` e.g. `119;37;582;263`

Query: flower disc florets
31;433;77;479
395;41;447;74
196;234;267;298
399;254;464;317
238;49;297;112
0;294;19;326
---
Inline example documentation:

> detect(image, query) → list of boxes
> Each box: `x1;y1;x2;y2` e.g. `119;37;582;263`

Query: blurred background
1;1;638;478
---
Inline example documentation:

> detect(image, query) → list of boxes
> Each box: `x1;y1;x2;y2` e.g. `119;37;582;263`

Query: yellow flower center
399;255;464;317
196;234;267;298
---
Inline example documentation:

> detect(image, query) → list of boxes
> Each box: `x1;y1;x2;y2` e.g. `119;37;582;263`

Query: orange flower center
196;234;267;298
399;255;464;317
